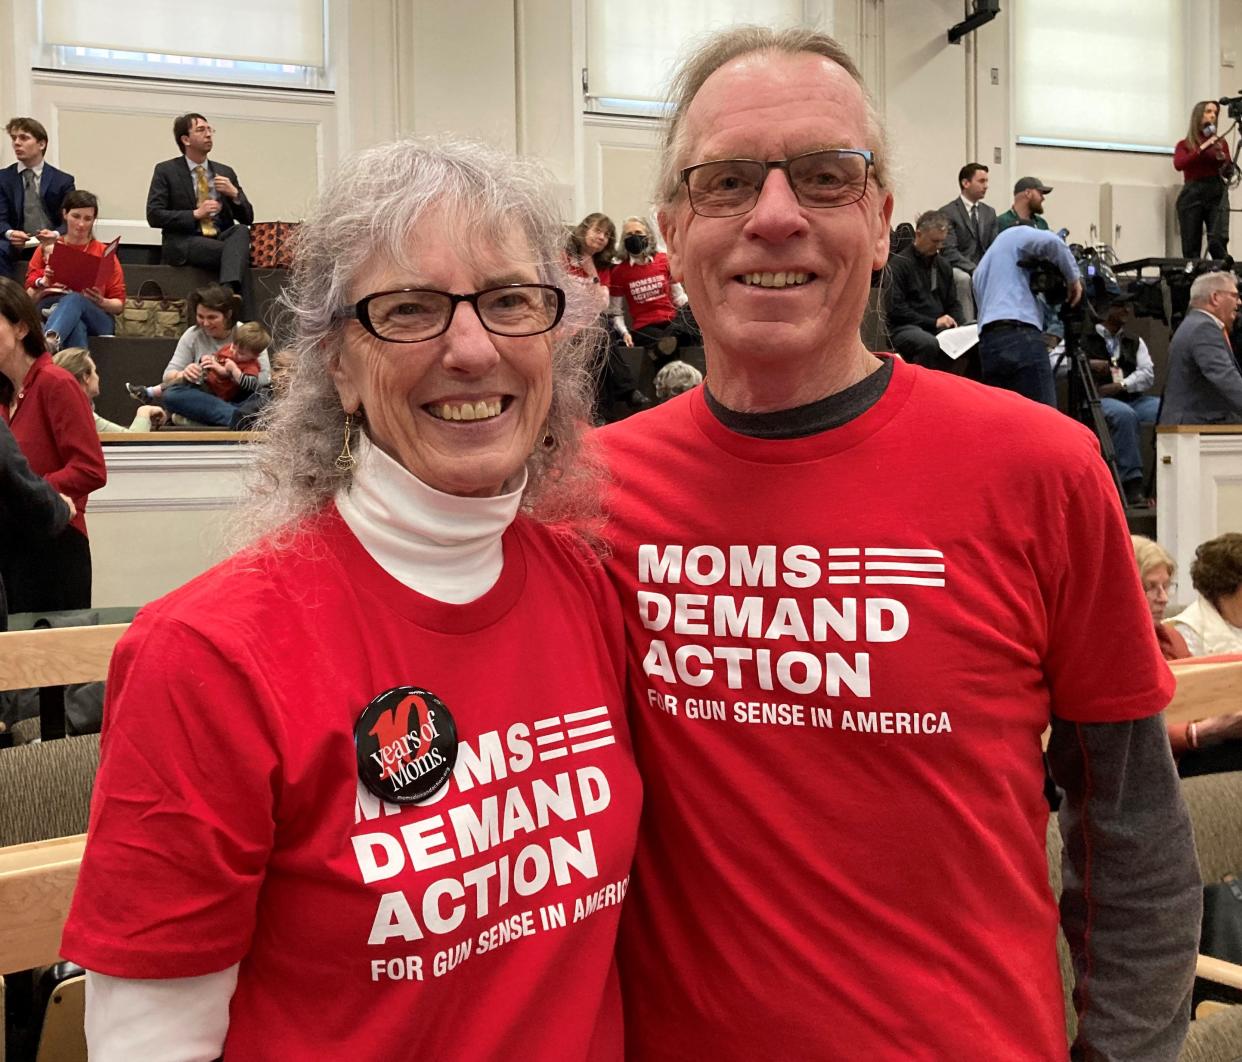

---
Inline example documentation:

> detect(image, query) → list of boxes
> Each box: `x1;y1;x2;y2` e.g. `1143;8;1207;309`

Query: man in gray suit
939;162;997;321
1160;271;1242;425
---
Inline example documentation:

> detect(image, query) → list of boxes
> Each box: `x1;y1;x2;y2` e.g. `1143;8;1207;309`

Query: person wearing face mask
1174;100;1232;260
566;213;648;418
607;215;698;368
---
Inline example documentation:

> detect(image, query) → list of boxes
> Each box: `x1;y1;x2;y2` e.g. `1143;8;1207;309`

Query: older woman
62;137;641;1060
1136;533;1242;774
158;283;270;428
0;277;105;612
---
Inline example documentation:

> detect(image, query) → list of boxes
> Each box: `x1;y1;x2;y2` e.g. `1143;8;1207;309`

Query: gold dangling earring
335;412;357;471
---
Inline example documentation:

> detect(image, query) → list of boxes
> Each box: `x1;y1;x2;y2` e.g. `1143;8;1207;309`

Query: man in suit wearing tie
1160;270;1242;425
146;113;253;291
939;162;996;321
0;117;75;280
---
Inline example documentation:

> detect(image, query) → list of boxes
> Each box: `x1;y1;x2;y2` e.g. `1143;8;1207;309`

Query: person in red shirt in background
1174;100;1232;259
200;320;268;404
0;276;105;611
568;213;649;418
25;190;125;352
607;215;698;369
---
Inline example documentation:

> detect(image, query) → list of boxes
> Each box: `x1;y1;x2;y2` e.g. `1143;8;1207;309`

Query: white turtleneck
84;433;529;1059
335;435;525;604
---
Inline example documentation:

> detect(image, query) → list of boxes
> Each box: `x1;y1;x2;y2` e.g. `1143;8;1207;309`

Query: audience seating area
83;252;287;426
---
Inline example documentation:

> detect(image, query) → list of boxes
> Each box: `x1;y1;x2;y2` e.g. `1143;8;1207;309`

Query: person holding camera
1174;100;1231;260
973;225;1082;406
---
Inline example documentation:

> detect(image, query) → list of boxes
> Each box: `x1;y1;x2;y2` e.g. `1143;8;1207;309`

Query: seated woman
53;346;164;433
607;215;698;368
61;136;641;1059
566;213;646;418
0;278;106;612
158;284;270;428
1134;533;1242;774
24;190;125;353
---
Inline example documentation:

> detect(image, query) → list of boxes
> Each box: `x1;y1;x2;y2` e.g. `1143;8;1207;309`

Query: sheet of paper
936;323;979;361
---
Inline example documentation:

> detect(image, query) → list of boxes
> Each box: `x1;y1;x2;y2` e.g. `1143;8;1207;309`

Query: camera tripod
1051;303;1129;508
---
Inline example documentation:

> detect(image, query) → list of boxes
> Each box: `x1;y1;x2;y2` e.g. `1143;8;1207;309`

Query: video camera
1221;92;1242;122
1020;238;1121;326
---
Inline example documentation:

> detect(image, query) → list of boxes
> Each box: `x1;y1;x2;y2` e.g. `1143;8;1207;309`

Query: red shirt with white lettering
609;254;676;331
595;358;1173;1060
62;506;641;1061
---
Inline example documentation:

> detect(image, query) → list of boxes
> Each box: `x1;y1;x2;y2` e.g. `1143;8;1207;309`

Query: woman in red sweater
1174;100;1232;260
0;277;106;611
25;189;126;353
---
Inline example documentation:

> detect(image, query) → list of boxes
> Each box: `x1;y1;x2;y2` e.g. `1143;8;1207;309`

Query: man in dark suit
0;117;75;280
1160;270;1242;425
939;162;996;321
146;113;253;291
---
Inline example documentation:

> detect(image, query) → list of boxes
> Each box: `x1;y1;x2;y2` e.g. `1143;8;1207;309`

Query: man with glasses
1160;270;1242;424
146;113;253;292
597;25;1199;1061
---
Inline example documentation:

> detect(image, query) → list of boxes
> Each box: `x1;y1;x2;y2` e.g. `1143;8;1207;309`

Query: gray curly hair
242;135;603;544
655;25;890;209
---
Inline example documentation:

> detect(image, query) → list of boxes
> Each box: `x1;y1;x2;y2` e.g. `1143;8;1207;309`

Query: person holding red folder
25;189;125;352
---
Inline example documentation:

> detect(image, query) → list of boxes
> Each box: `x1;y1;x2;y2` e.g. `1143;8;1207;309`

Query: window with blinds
38;0;329;89
1013;0;1183;153
585;0;808;117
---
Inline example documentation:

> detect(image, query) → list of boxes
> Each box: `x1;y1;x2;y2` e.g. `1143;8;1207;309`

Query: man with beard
996;175;1052;232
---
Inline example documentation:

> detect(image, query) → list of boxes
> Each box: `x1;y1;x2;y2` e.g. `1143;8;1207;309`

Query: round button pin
354;686;458;804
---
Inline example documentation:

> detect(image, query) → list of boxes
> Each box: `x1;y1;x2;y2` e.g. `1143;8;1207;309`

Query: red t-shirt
2;353;105;536
596;358;1173;1060
609;254;676;331
203;342;262;400
62;507;642;1061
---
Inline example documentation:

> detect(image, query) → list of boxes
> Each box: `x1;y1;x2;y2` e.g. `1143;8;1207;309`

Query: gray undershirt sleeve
1048;714;1201;1062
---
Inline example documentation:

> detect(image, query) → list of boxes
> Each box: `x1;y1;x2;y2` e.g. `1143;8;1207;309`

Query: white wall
2;0;1234;242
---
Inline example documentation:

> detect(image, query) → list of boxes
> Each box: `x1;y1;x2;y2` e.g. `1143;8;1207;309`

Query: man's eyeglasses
337;284;565;343
680;149;873;218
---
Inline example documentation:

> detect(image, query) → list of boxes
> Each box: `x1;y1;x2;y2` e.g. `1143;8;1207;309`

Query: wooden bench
0;623;126;1061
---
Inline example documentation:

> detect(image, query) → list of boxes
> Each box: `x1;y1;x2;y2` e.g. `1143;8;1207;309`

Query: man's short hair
1189;270;1237;305
655;26;889;208
915;210;950;234
234;321;271;353
173;112;208;154
958;163;988;187
6;117;48;149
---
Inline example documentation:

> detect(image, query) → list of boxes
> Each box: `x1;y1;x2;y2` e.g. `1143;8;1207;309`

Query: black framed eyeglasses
680;149;874;218
337;284;566;343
